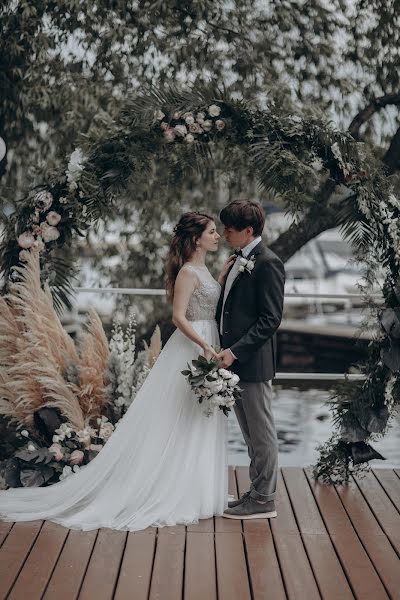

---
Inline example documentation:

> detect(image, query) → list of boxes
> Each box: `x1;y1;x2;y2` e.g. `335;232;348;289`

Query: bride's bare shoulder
175;264;200;285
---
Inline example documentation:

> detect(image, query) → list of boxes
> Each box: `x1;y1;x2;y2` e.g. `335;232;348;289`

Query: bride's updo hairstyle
166;211;214;301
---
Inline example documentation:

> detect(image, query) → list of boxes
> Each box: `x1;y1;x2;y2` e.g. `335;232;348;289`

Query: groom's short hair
220;199;265;236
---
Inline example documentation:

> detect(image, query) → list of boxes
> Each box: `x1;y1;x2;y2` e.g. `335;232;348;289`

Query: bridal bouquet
182;355;241;417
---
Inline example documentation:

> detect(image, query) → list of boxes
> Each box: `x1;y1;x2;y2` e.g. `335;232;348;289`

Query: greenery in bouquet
182;354;241;417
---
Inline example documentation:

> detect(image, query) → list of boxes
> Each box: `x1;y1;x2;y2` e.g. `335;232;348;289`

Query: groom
216;199;285;520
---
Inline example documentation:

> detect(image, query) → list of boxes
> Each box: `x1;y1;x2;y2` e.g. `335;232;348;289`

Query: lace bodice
184;264;221;321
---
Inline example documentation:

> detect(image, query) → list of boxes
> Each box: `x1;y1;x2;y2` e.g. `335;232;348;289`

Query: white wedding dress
0;264;228;531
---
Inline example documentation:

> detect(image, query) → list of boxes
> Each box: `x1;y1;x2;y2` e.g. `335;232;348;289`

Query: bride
0;211;235;531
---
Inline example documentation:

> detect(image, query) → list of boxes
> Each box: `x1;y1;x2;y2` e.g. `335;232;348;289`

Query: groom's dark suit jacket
216;241;285;382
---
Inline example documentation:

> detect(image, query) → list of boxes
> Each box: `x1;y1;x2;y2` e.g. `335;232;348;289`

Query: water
228;386;400;468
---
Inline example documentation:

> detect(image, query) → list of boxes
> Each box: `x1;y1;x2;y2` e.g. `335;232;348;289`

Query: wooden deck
0;466;399;600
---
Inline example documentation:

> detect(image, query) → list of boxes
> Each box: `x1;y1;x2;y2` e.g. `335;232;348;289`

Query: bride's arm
172;268;217;358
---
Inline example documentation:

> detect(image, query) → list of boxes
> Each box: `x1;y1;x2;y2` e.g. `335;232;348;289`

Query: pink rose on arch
46;211;61;226
163;128;176;142
174;124;188;137
17;232;35;249
189;123;203;134
32;237;45;252
215;119;225;131
40;222;60;243
70;449;84;465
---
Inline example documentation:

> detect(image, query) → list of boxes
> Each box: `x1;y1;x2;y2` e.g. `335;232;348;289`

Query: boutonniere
238;254;256;274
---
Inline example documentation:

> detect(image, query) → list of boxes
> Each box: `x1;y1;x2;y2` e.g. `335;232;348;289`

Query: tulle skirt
0;320;228;531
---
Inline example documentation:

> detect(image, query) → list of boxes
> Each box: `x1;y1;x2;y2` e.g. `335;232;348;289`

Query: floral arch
1;86;399;485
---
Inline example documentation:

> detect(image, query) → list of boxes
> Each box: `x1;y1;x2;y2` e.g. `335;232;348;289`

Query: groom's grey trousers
234;380;278;501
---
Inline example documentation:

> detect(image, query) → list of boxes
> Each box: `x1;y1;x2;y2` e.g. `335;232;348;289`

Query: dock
0;466;399;599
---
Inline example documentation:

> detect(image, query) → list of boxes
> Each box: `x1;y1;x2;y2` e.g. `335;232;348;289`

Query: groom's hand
216;349;235;368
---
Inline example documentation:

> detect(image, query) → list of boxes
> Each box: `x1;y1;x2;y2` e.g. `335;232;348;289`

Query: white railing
73;287;383;301
70;287;370;381
274;373;365;381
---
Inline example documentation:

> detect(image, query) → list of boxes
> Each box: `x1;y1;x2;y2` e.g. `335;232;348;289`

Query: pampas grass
0;250;109;431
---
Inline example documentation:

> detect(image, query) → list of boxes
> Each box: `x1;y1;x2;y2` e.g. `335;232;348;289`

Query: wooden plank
334;471;400;599
236;467;286;600
114;529;156;600
304;468;389;600
283;467;353;600
215;532;251;600
149;527;185;600
78;528;127;600
0;520;43;599
215;466;242;533
187;517;214;532
373;469;400;514
271;470;320;599
353;471;400;555
0;520;13;548
8;521;69;600
42;529;98;600
184;532;217;600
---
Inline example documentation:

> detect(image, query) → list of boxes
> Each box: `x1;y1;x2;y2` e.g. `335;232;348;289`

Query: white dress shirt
220;237;262;359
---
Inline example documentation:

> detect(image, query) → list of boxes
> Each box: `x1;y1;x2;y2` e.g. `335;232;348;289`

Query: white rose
196;112;205;123
46;211;61;226
210;394;223;406
215;119;225;131
154;109;165;120
202;120;212;131
218;368;233;379
246;262;254;271
99;423;114;440
185;134;195;143
238;265;245;272
18;232;35;249
203;379;217;388
27;443;35;451
185;115;195;125
228;374;240;386
173;111;182;119
239;257;247;266
52;434;60;443
208;104;221;117
210;381;223;394
21;430;29;437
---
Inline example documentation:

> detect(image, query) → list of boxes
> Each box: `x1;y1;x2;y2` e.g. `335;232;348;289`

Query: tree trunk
383;125;400;173
269;179;347;262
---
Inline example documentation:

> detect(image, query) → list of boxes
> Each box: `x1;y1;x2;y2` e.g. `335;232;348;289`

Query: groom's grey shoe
223;497;277;519
227;490;251;509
